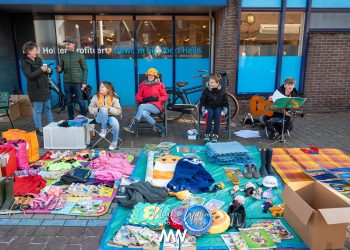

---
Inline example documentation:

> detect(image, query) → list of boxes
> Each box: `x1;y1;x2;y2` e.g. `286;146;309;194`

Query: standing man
56;37;88;120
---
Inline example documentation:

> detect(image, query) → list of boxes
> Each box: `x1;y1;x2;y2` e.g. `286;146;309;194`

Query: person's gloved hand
142;97;152;103
143;96;159;103
221;107;228;117
201;106;208;117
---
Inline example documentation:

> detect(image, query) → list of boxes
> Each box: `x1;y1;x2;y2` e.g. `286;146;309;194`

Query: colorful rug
272;148;350;183
100;145;307;249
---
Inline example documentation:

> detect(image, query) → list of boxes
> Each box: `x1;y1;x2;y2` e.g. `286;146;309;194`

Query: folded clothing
14;174;47;196
206;141;252;165
167;158;215;194
116;181;168;208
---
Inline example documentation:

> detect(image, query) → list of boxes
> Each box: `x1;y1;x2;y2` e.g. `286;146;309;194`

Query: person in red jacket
123;68;168;137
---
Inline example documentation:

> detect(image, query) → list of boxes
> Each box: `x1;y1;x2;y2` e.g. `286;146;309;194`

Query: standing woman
21;41;53;136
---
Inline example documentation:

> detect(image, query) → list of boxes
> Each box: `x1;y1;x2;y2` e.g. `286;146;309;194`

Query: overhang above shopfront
0;0;227;14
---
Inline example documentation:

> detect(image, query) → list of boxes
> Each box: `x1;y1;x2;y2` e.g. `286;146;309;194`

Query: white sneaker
99;129;107;138
108;141;118;151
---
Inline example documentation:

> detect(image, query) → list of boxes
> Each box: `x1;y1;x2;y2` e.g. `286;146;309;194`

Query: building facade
0;0;349;112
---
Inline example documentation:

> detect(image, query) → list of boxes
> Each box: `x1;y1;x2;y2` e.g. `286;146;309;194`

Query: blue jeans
134;103;160;126
95;108;120;142
205;107;223;134
32;100;54;130
64;82;86;120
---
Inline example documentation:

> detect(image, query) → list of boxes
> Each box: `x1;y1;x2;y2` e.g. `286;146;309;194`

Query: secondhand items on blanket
109;225;160;248
228;232;249;250
259;147;276;177
251;187;263;200
244;182;256;197
208;210;230;234
0;145;16;177
48;160;81;171
187;129;198;140
0;139;29;170
116;181;168;209
180;195;206;209
269;203;284;217
151;155;182;187
243;163;260;179
239;228;276;249
250;219;294;243
0;177;15;210
128;203;170;229
234;130;261;139
224;167;242;185
168;189;190;200
156;142;176;150
66;183;113;197
167;158;215;194
2;129;39;163
300;146;319;154
43;121;93;149
14;174;46;196
69;199;105;215
168;207;186;230
89;153;134;181
60;167;91;184
282;181;350;250
262;188;275;200
67;116;89;127
182;204;212;235
227;195;246;229
204;198;225;211
206;141;253;165
262;200;273;213
262;176;279;188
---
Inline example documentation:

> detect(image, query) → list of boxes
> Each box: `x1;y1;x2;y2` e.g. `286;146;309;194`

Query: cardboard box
0;99;21;123
18;95;33;117
0;95;32;123
282;181;350;250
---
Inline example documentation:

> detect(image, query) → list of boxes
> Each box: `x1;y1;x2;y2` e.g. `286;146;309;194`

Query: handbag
60;167;91;184
0;139;29;170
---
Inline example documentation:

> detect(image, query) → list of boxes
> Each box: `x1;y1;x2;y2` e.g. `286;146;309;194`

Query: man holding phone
56;37;88;120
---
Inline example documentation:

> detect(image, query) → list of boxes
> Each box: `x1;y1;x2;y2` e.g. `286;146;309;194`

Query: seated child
123;67;168;137
88;81;122;150
200;74;228;143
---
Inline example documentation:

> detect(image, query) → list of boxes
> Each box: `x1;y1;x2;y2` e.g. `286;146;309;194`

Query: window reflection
283;12;304;56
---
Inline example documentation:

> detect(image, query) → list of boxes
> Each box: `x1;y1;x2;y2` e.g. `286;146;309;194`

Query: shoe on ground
108;141;118;151
251;164;261;178
153;123;165;137
268;128;279;140
211;134;219;143
259;148;268;177
99;129;107;138
243;164;253;179
123;118;137;134
36;129;43;136
228;202;246;229
203;134;210;143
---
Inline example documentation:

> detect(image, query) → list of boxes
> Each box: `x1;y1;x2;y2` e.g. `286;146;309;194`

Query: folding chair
0;92;14;128
88;117;123;149
135;102;168;136
197;72;231;140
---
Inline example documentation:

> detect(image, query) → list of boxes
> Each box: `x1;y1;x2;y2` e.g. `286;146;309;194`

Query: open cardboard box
282;181;350;250
0;95;32;123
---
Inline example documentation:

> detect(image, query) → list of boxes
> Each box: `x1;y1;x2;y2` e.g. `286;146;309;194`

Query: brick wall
303;32;350;112
0;11;19;93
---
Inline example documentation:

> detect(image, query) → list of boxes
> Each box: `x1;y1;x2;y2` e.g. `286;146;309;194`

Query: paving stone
87;220;109;227
41;220;66;226
44;237;67;250
64;220;88;227
0;235;16;244
0;219;21;226
32;214;55;220
33;227;63;236
7;214;33;219
18;219;43;226
83;227;105;237
66;237;85;245
7;226;37;236
53;215;76;220
59;227;85;237
97;214;112;220
30;236;50;244
63;244;82;250
0;226;13;236
82;236;100;250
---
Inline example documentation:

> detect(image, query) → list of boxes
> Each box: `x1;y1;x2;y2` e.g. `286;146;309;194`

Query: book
181;234;196;250
180;195;206;209
204;198;225;211
271;97;306;109
250;220;294;242
229;232;249;250
176;145;191;153
239;228;276;249
221;234;238;250
157;142;176;150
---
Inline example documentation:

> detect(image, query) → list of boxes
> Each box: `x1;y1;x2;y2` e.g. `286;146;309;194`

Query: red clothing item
135;81;168;111
14;174;47;196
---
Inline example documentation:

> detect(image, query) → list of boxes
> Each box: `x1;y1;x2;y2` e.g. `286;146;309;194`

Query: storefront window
312;0;350;8
96;16;135;105
281;12;304;88
310;13;350;29
242;0;281;8
238;12;280;94
287;0;307;8
55;15;97;93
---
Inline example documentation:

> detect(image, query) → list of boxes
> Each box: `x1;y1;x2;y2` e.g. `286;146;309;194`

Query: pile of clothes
206;141;252;165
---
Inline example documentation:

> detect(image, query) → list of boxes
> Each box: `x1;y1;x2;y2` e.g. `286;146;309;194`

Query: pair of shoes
99;129;107;138
211;134;219;143
153;123;165;137
267;128;279;140
243;163;260;179
259;147;276;176
0;177;15;210
227;199;246;229
108;141;118;151
123;118;138;134
203;134;210;143
36;129;43;136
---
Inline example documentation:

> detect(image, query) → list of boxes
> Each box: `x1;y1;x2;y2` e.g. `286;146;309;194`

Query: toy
169;190;190;200
211;182;225;193
244;182;256;197
168;207;186;230
227;195;246;229
262;200;273;213
269;203;285;217
262;176;279;188
252;187;263;200
208;210;230;234
262;188;275;199
182;205;212;235
230;185;240;196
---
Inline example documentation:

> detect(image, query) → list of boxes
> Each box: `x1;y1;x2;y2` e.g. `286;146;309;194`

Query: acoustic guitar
250;95;274;117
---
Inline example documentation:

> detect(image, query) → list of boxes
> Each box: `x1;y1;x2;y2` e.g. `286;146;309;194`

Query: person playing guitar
259;78;299;139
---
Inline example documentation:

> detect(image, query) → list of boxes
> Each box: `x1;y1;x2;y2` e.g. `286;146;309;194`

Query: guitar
250;96;304;117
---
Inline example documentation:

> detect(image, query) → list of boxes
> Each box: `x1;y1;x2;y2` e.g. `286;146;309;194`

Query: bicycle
47;63;91;114
166;70;239;121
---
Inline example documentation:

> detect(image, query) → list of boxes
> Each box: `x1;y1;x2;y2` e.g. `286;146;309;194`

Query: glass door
96;16;135;105
135;16;173;89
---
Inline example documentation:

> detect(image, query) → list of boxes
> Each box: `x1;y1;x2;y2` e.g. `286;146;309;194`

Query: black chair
197;73;231;140
0;92;14;128
135;74;168;137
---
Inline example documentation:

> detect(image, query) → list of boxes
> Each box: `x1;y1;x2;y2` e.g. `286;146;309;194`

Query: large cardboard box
18;95;33;117
282;181;350;250
0;95;32;123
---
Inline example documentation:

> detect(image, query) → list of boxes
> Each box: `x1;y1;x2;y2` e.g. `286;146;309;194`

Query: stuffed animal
269;203;285;217
168;190;190;200
262;200;273;213
244;182;256;197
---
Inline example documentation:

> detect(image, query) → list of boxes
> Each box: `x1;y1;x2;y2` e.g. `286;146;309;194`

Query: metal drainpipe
210;12;215;74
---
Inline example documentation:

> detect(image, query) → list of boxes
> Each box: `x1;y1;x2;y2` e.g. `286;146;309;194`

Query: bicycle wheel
50;87;63;110
227;92;239;120
166;89;187;121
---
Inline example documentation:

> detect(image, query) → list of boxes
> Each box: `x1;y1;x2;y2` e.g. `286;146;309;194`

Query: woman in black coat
20;41;53;136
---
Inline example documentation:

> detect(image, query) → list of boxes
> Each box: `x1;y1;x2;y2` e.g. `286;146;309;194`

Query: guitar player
259;77;299;139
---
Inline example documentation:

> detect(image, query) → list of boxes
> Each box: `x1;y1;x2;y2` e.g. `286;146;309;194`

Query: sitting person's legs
107;116;120;150
212;107;223;136
95;107;109;137
259;114;279;139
